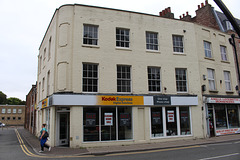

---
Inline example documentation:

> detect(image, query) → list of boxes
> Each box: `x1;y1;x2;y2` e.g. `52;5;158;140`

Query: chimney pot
205;0;208;5
160;12;163;16
198;5;200;9
165;8;168;13
183;14;185;17
168;7;171;13
180;16;182;19
162;10;165;15
186;11;189;15
201;3;204;7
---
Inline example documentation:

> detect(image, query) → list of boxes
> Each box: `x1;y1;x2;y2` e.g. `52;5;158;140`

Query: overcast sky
0;0;239;101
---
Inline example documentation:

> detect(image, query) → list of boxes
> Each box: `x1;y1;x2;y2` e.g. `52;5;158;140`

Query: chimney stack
159;7;174;19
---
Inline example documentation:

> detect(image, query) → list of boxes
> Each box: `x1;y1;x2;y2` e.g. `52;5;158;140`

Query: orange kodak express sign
97;95;144;105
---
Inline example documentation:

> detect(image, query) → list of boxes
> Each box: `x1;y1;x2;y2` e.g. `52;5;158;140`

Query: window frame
148;67;161;92
82;63;99;93
172;35;184;53
116;28;130;48
207;68;216;91
220;45;228;61
175;68;188;93
204;41;212;58
146;32;159;51
224;71;232;91
83;24;99;46
117;65;131;93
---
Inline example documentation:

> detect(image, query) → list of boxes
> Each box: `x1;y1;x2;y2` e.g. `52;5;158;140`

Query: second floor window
207;68;216;91
83;25;98;45
146;32;158;51
117;65;131;92
148;67;161;92
83;63;98;92
175;68;187;92
116;28;130;48
172;35;183;53
204;41;212;58
220;46;228;61
224;71;232;91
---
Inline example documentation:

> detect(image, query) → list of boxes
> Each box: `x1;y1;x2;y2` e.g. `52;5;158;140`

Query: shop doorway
208;108;215;137
57;111;70;146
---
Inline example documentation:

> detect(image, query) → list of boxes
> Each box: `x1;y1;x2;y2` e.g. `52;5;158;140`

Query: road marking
199;153;240;160
15;129;201;158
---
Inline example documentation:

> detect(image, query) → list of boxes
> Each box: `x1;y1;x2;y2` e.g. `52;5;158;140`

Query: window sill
226;91;234;94
209;90;219;93
173;52;186;56
146;50;160;54
204;57;215;61
115;47;132;51
82;44;100;48
221;60;230;64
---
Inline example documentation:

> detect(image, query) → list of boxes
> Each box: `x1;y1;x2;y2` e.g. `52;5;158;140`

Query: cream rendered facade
36;4;238;148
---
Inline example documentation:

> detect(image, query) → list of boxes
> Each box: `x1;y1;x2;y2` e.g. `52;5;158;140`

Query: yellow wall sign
42;98;48;109
97;95;144;106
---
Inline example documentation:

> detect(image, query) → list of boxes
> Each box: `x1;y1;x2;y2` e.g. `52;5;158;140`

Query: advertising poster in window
167;111;175;123
180;111;188;122
120;113;130;126
152;112;161;125
104;113;113;126
86;113;96;126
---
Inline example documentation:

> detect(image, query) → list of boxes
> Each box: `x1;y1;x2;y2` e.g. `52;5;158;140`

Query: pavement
16;127;240;156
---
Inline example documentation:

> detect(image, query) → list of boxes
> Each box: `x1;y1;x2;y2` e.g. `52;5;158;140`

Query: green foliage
0;91;7;104
0;91;25;105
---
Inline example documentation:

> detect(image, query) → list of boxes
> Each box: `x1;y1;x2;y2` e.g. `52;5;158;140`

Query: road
1;128;240;160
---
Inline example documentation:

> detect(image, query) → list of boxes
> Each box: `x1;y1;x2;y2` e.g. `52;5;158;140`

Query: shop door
208;109;215;137
58;112;70;146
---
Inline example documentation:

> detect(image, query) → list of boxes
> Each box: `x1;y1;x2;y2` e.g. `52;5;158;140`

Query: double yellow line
15;129;201;158
15;129;92;158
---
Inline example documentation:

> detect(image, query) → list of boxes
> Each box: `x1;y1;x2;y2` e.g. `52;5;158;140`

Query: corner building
36;4;238;148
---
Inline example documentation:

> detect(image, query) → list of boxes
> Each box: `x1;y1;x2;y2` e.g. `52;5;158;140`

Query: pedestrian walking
39;123;51;152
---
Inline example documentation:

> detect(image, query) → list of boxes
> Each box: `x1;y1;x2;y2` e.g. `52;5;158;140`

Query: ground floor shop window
151;106;191;138
83;107;132;142
215;105;227;129
227;105;240;128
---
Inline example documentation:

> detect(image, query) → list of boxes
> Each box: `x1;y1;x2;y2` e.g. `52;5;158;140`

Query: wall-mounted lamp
202;85;206;92
203;75;206;80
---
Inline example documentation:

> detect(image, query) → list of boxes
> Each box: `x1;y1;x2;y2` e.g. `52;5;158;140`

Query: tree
0;91;7;104
7;97;26;105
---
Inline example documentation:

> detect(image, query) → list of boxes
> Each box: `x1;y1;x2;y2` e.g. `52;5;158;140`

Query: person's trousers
41;143;49;151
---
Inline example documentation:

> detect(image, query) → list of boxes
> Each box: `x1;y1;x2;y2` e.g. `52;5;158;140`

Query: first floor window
220;46;228;61
116;28;130;48
175;68;187;92
224;71;232;91
117;65;131;92
83;63;98;92
146;32;158;50
83;24;98;45
151;106;191;137
204;41;212;58
172;35;184;53
148;67;161;92
13;109;17;114
7;109;11;114
2;108;6;114
83;106;132;142
207;68;216;91
18;109;22;114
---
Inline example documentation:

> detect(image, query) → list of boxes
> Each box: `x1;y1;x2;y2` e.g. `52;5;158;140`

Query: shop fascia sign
98;95;143;105
207;97;240;104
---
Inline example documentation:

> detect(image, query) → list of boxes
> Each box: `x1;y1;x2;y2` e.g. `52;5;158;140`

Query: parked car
0;122;6;127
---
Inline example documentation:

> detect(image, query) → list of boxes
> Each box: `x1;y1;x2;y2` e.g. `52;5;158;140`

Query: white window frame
204;41;212;58
150;106;192;138
207;68;216;91
224;71;232;91
83;24;98;46
116;28;130;48
18;109;22;114
82;63;98;93
175;68;188;93
146;32;159;51
220;45;228;61
117;65;131;93
7;109;11;114
172;35;184;53
148;67;161;92
2;108;6;114
13;109;17;114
